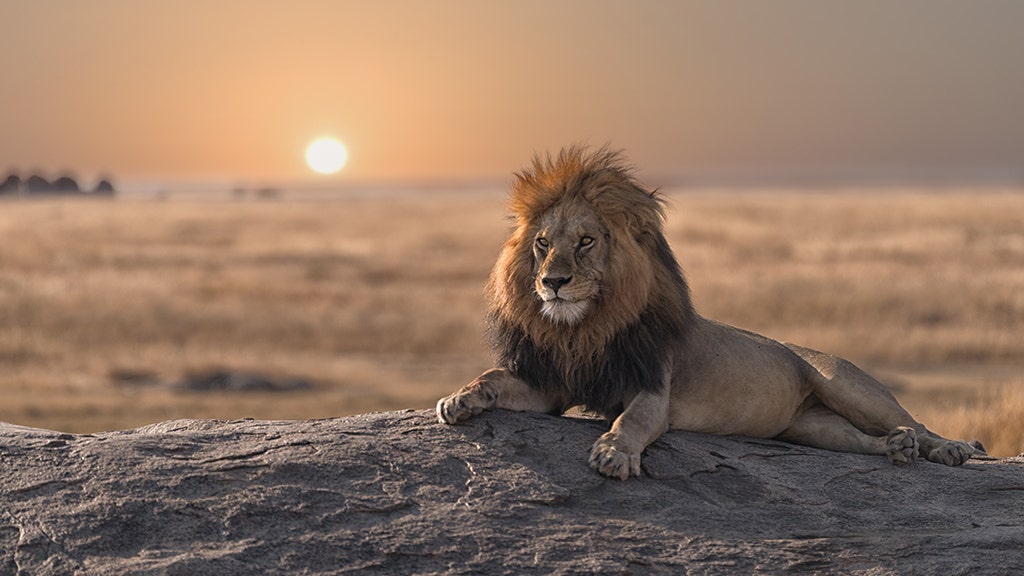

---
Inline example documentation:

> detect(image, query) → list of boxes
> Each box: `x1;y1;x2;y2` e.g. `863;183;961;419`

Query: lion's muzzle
541;275;572;294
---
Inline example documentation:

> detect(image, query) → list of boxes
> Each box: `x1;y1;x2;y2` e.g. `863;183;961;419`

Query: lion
436;146;975;480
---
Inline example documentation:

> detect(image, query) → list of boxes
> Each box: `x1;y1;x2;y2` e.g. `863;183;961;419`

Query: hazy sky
3;1;1024;184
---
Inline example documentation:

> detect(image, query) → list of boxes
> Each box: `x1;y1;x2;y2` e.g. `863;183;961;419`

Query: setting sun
305;137;348;175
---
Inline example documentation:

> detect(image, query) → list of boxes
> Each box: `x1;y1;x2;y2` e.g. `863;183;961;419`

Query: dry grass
0;188;1021;456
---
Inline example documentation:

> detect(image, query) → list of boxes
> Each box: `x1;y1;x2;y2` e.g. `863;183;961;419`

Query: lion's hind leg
784;343;973;466
777;402;919;465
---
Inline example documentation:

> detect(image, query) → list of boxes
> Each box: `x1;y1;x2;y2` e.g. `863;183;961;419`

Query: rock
0;410;1020;575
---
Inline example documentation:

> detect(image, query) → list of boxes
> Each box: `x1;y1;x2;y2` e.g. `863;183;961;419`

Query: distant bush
0;171;116;196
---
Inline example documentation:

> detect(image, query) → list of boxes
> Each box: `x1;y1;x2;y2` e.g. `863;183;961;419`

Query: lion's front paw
436;383;495;424
589;433;640;481
436;391;487;424
885;426;919;465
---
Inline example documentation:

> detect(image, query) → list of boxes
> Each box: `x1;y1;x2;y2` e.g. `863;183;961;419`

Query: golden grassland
0;188;1021;456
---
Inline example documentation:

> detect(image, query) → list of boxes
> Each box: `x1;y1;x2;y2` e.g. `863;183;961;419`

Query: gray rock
0;410;1020;575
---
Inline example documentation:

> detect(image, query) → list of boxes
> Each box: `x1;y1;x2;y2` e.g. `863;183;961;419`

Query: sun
305;137;348;175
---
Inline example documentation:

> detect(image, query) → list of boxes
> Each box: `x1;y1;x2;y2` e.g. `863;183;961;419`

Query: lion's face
531;201;610;324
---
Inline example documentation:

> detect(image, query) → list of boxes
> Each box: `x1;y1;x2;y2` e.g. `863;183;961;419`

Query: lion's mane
485;146;695;419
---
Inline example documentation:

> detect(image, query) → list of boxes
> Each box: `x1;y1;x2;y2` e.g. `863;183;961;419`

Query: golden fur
438;146;974;479
484;146;693;416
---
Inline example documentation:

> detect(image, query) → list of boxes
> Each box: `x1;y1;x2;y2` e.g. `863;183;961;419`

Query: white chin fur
541;299;589;324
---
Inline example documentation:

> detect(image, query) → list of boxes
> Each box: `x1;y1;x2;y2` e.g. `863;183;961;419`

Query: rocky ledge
1;410;1021;575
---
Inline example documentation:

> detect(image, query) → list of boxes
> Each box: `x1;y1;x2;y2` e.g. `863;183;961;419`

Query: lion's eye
579;236;594;248
536;237;549;249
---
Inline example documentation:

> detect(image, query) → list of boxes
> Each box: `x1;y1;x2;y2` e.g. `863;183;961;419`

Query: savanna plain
0;188;1022;456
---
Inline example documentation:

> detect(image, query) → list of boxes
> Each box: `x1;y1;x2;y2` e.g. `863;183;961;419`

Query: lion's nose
541;276;572;293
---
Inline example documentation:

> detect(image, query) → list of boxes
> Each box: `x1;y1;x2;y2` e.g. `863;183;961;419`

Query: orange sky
2;1;1023;185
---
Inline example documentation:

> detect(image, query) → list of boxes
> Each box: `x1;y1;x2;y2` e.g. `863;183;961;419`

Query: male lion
436;146;974;480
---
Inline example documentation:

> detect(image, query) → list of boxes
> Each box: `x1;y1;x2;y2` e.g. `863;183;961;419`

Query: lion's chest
497;313;677;417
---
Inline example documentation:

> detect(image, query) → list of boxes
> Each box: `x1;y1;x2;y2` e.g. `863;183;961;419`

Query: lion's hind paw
925;439;974;466
885;426;919;465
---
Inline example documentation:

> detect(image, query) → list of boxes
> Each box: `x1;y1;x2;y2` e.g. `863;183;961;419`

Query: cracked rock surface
1;410;1021;575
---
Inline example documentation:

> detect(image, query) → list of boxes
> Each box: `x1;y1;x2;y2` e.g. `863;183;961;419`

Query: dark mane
486;146;694;419
489;298;690;419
